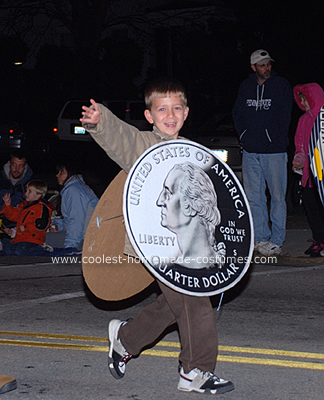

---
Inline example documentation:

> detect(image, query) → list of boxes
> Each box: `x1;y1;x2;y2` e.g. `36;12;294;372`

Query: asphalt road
0;258;323;400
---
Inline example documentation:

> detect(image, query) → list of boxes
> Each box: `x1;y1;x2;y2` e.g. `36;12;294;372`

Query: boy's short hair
144;76;188;110
26;180;48;198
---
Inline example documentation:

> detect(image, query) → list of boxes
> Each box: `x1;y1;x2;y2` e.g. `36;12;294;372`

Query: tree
0;0;118;96
0;0;244;129
0;1;240;95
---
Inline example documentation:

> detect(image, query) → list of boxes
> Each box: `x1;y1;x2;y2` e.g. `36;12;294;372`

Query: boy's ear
184;106;189;120
144;109;154;124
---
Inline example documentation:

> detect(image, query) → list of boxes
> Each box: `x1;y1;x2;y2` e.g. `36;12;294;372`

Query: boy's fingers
80;100;99;123
90;99;99;112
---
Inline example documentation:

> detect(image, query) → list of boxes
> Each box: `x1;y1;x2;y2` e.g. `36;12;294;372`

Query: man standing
0;151;33;230
232;49;292;256
0;151;33;208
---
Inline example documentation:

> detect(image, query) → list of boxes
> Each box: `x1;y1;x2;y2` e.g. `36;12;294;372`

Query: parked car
185;114;242;181
0;120;26;152
54;99;151;141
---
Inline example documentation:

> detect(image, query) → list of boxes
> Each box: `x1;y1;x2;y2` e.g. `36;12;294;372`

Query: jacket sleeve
83;104;153;173
293;117;307;167
2;204;21;222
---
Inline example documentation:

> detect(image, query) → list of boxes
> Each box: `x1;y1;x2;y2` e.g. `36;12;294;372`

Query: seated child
0;180;54;256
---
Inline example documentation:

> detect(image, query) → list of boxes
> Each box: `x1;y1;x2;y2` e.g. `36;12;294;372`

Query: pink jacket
293;83;324;187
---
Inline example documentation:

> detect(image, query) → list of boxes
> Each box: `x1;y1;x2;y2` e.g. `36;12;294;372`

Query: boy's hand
80;99;100;125
2;193;11;206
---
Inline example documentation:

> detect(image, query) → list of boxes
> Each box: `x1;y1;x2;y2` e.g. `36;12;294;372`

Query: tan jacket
83;103;185;255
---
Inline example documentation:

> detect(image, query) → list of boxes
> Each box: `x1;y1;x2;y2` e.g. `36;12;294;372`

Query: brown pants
119;281;218;373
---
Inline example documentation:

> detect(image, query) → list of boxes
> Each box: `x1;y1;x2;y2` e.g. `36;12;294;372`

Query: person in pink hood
292;83;324;256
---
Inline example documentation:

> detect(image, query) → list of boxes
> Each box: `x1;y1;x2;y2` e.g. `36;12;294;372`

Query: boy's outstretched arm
80;99;101;125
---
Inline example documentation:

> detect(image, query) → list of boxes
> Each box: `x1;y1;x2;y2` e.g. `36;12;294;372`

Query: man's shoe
258;241;282;256
178;367;234;394
0;374;17;394
254;241;268;252
108;319;132;379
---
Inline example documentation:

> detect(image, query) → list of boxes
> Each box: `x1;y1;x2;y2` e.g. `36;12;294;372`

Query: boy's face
144;95;189;138
25;187;42;202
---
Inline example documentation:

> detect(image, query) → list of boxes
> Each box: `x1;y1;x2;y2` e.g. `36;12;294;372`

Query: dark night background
0;0;322;192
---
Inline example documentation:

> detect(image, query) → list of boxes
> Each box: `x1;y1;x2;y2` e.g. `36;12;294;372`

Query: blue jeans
1;239;41;256
242;150;287;246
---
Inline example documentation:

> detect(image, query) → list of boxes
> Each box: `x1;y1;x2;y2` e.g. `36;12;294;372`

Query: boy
1;180;54;256
81;77;234;394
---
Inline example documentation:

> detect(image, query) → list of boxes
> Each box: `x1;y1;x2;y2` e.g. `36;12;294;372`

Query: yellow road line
161;341;324;360
0;338;107;352
1;331;324;360
218;355;324;370
0;330;107;342
219;345;324;360
1;334;324;371
142;349;324;370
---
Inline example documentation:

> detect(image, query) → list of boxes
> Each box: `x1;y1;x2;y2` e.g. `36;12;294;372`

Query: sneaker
178;367;234;394
108;319;132;379
258;241;282;256
64;247;82;256
254;240;268;252
309;242;324;257
42;243;54;252
304;239;317;255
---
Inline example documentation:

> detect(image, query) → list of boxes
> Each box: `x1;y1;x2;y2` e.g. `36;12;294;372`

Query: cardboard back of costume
82;170;154;301
309;106;324;206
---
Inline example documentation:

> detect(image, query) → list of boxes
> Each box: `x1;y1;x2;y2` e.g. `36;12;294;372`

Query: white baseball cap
250;49;274;65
